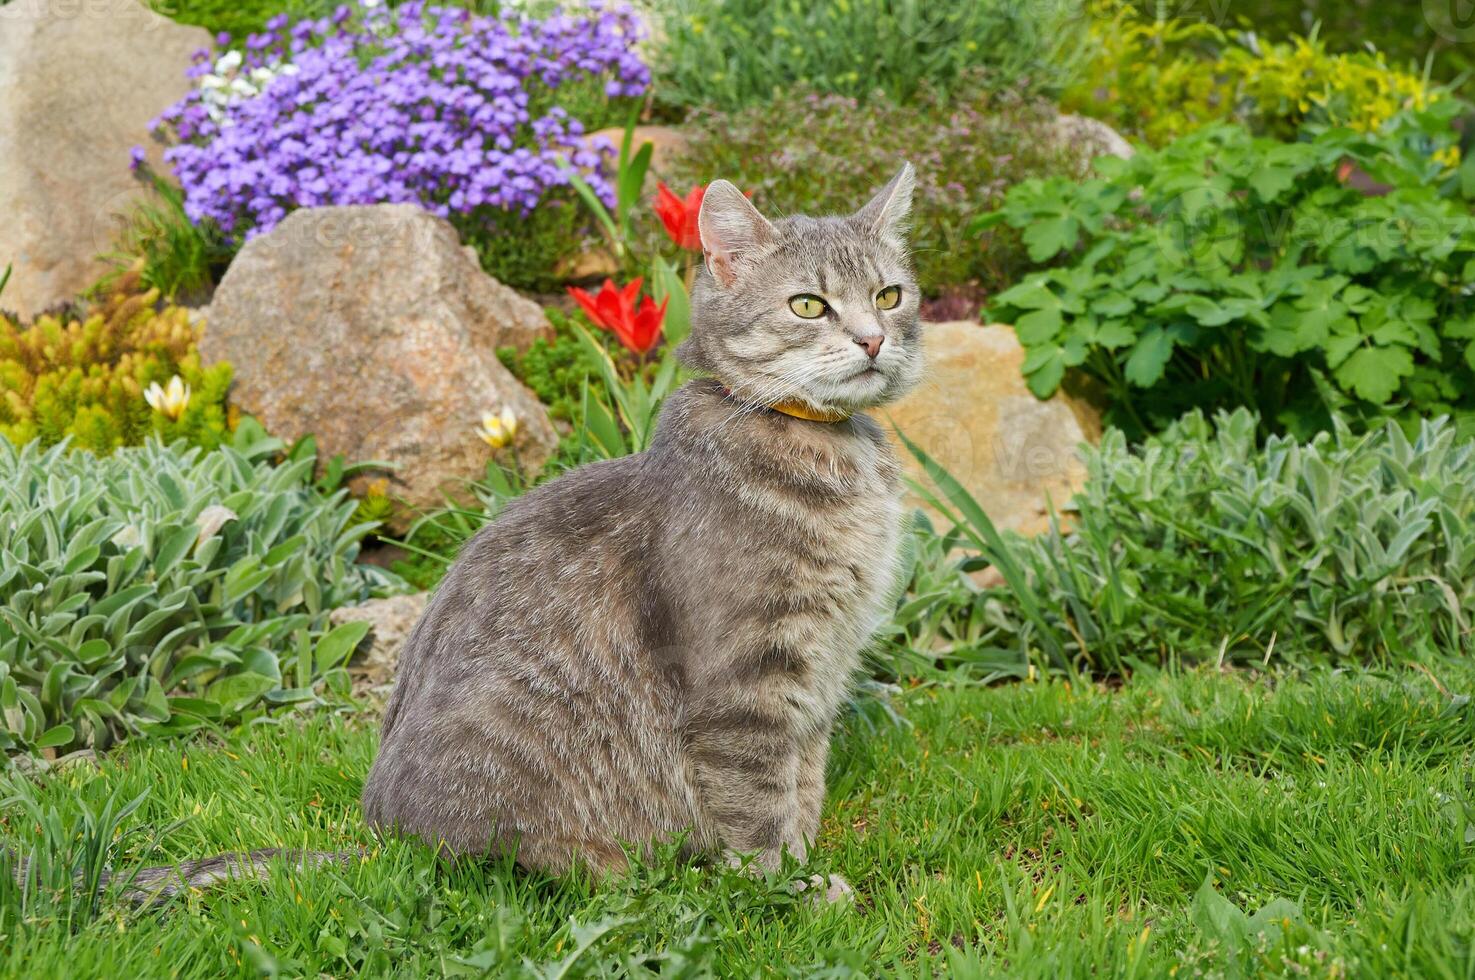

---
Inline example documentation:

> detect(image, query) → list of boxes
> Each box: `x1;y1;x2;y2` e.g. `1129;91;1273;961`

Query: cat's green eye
789;295;828;319
875;285;902;310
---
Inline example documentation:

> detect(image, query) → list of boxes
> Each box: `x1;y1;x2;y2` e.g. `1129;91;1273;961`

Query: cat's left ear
853;162;915;246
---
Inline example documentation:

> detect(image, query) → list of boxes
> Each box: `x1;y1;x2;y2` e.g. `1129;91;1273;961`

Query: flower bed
149;1;649;289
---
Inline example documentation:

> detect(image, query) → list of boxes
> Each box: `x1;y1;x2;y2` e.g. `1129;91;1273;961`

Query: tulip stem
507;443;527;488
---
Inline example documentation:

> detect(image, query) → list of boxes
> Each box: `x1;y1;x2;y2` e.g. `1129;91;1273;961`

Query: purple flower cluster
152;1;649;241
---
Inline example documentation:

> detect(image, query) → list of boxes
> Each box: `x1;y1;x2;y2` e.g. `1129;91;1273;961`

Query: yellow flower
476;406;518;449
143;375;190;421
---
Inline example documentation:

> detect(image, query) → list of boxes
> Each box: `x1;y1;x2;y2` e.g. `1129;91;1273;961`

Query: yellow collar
766;398;852;424
719;386;851;423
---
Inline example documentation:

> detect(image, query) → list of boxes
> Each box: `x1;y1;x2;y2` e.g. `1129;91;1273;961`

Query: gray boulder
0;0;210;316
202;204;558;530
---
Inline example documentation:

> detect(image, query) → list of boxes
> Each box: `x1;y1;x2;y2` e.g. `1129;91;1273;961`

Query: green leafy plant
570;322;681;458
672;75;1081;298
282;432;398;529
1187;873;1325;976
565;110;653;271
979;123;1475;438
497;307;602;430
902;409;1475;676
872;513;1025;684
1120;0;1475;104
0;424;400;756
149;0;516;40
94;170;230;304
1066;4;1467;153
0;267;233;453
564;118;695;347
650;0;1085;111
150;0;341;40
469;201;599;294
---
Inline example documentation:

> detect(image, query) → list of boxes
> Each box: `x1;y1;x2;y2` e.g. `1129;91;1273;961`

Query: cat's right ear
699;180;774;287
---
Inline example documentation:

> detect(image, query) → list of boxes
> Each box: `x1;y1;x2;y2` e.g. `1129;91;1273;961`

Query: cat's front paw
796;873;854;906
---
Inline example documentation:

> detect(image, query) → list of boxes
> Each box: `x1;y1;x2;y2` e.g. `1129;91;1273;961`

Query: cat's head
679;164;923;414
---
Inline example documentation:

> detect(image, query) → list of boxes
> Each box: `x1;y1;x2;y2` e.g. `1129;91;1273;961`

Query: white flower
476;406;519;449
216;49;243;72
144;375;191;421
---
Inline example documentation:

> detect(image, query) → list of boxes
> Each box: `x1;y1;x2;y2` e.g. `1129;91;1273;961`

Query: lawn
5;664;1474;977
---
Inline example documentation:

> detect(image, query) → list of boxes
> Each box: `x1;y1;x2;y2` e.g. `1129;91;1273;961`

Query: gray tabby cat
360;163;923;894
7;164;921;904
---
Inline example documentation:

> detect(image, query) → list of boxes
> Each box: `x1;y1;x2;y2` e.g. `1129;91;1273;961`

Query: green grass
4;664;1475;977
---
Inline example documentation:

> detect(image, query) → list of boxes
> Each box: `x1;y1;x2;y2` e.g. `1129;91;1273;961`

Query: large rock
884;321;1102;537
0;1;209;317
202;205;557;529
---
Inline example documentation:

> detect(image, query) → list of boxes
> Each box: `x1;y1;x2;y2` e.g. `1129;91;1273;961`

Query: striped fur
6;848;359;905
362;165;923;887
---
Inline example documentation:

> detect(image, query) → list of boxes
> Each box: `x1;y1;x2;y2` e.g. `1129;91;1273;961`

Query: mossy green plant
497;306;602;429
0;266;232;454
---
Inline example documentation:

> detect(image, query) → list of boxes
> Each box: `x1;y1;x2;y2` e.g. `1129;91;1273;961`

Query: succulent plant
0;265;232;454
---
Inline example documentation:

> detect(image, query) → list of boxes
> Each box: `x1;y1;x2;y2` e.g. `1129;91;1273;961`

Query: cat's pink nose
855;335;884;359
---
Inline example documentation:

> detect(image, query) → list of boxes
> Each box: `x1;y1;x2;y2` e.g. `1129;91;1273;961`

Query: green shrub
0;269;233;454
1121;0;1475;104
0;428;401;756
1066;5;1468;151
901;410;1475;676
980;123;1475;439
151;0;313;40
650;0;1085;111
496;307;600;430
151;0;512;40
95;172;231;305
672;76;1080;296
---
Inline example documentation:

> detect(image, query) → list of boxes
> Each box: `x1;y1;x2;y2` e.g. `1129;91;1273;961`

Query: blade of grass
893;425;1066;664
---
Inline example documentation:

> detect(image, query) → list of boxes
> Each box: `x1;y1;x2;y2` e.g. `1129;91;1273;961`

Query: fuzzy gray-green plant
900;409;1475;674
0;429;400;756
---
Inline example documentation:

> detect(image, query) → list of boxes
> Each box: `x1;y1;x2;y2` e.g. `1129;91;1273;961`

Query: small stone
329;592;430;682
581;125;691;185
1052;113;1135;174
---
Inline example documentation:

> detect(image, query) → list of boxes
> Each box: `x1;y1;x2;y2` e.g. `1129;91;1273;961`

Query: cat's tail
7;846;365;905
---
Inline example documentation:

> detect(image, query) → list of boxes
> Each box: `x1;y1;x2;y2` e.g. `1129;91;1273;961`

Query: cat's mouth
814;363;893;409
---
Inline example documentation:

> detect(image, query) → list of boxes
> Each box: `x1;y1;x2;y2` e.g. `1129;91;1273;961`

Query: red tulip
567;277;668;355
654;182;704;251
